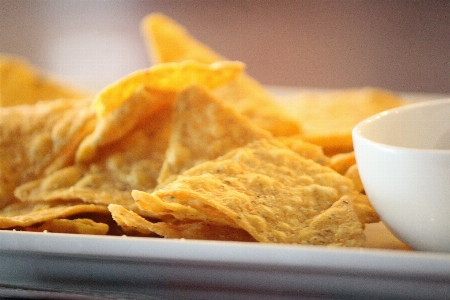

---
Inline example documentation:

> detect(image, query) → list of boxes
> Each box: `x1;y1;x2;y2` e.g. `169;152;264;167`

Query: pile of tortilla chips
0;13;408;247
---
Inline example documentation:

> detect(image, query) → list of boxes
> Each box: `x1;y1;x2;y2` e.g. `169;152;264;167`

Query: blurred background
1;0;449;93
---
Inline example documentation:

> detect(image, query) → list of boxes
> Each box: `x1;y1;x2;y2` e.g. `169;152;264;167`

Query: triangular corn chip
93;60;244;117
0;202;108;229
284;88;405;155
156;84;272;187
14;105;172;210
344;164;364;192
275;135;330;166
141;14;224;65
329;151;357;175
350;192;380;224
109;204;255;241
30;218;109;235
212;75;301;136
141;13;301;136
294;195;365;247
0;98;95;207
76;86;174;163
0;54;88;107
133;189;238;227
135;139;365;246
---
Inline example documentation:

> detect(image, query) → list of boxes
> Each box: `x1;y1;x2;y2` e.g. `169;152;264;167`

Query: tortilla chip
296;196;365;247
344;164;364;193
0;201;56;218
0;203;109;229
133;190;238;228
30;218;109;235
0;97;95;207
329;151;357;175
142;13;301;136
15;107;171;210
141;14;224;65
109;204;254;241
93;60;244;117
286;88;406;155
275;135;330;165
0;54;88;107
76;86;174;163
213;76;301;136
108;204;159;236
136;139;364;246
348;192;380;224
156;84;272;187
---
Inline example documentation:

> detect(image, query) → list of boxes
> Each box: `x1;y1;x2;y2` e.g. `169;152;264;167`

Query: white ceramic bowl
353;98;450;252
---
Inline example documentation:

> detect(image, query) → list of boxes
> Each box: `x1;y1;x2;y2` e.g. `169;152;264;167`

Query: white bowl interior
357;99;450;150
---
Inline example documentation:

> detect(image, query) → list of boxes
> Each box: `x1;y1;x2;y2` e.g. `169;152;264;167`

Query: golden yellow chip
76;86;174;163
142;13;301;136
0;201;55;218
133;190;238;228
275;135;330;165
0;54;88;107
135;139;364;246
295;196;365;247
108;204;158;236
0;97;95;208
109;204;255;241
31;218;109;235
345;164;364;193
15;108;171;210
14;85;174;210
348;192;380;224
93;60;244;117
0;203;108;229
156;84;272;187
212;75;301;136
141;14;224;65
329;151;357;175
284;88;405;155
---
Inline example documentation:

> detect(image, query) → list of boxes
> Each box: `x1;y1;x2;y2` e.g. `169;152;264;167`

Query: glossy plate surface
1;230;450;300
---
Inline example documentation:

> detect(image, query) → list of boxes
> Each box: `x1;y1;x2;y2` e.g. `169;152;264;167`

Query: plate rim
1;229;450;279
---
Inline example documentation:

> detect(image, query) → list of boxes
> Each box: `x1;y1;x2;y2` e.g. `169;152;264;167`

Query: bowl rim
352;98;450;154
